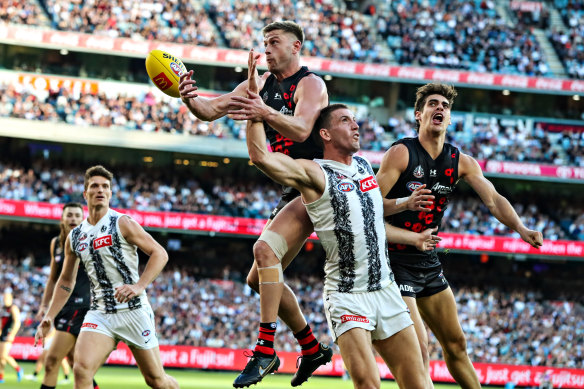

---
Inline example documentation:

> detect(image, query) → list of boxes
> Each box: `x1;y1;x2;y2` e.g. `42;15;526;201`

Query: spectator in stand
0;0;42;24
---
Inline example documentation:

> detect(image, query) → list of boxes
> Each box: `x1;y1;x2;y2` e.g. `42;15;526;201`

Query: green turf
9;361;500;388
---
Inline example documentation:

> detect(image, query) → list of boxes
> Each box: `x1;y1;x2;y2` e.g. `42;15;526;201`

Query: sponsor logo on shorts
399;284;415;293
407;181;424;192
142;330;151;337
169;62;183;76
81;322;98;329
359;176;379;192
340;314;369;324
93;235;113;250
153;72;173;91
77;242;88;252
337;182;356;192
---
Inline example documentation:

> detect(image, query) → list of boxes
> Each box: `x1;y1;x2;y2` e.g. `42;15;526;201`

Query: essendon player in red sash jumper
35;166;178;389
377;83;543;389
180;21;332;387
0;290;23;383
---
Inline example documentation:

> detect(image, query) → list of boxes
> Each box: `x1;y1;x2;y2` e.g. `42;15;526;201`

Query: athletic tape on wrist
396;197;408;205
258;263;284;284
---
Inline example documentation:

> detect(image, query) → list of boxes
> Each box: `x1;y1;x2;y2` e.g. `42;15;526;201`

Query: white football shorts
80;303;158;349
324;282;413;342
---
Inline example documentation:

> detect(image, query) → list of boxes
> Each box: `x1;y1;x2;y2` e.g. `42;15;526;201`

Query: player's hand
247;49;261;94
115;284;144;304
519;228;543;249
34;317;53;347
35;305;48;321
228;91;266;122
407;184;434;212
179;70;199;100
415;227;441;252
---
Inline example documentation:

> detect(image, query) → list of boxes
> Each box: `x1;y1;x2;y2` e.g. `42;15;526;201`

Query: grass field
5;361;486;389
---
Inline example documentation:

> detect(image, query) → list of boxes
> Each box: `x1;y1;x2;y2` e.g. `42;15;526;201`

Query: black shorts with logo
54;306;89;337
269;186;301;220
390;254;449;298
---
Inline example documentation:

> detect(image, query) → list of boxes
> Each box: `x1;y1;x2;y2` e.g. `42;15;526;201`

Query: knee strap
258;263;283;284
258;230;289;261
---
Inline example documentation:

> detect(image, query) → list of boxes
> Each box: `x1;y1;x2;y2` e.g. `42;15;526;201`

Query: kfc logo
93;235;113;250
153;72;173;91
341;315;369;324
359;176;379;192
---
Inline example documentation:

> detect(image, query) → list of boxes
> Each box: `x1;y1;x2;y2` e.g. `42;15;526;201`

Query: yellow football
145;50;187;98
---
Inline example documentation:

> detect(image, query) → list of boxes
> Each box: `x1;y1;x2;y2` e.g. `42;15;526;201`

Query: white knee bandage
258;263;284;284
258;230;289;261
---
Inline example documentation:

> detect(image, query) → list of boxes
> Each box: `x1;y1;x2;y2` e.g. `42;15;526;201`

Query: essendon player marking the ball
242;64;439;386
35;166;178;389
180;21;332;387
377;83;544;389
35;202;99;389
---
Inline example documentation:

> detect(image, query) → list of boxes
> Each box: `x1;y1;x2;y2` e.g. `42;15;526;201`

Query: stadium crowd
1;254;582;369
0;158;581;241
5;0;584;79
2;81;583;167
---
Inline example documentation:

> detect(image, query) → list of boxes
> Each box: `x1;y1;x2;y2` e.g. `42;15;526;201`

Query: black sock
40;385;56;389
93;378;99;388
64;374;69;380
33;371;38;376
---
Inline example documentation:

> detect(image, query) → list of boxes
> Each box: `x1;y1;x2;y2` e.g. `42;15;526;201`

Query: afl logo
407;181;424;192
142;330;151;337
337;182;356;192
169;62;183;76
413;165;424;178
77;242;88;252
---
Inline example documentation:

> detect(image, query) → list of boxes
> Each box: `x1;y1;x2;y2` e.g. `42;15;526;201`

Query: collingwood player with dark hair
377;83;543;389
239;51;443;388
35;166;178;389
180;20;332;387
35;202;98;389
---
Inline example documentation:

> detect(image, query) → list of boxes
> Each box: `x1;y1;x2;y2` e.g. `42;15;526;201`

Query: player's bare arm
115;216;169;304
377;144;434;215
459;153;543;248
246;114;324;203
7;305;20;342
35;234;80;346
179;68;268;122
36;237;60;320
386;224;441;252
229;56;327;142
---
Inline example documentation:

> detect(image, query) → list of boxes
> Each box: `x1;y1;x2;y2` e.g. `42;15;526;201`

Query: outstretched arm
460;153;543;248
115;216;169;304
386;224;441;252
179;68;268;122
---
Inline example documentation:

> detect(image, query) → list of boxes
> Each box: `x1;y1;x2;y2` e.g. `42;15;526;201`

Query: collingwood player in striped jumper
243;61;437;386
35;166;178;389
377;83;543;389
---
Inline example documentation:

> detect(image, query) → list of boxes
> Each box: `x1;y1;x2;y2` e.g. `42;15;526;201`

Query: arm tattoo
60;285;72;293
